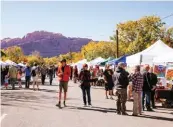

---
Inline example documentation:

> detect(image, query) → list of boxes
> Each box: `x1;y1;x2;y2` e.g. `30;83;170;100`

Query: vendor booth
0;60;7;66
72;59;87;71
107;55;127;65
126;40;173;66
88;57;105;66
126;40;173;107
5;59;17;66
98;57;114;66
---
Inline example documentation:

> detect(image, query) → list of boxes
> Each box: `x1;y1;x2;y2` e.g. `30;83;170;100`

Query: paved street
1;78;173;127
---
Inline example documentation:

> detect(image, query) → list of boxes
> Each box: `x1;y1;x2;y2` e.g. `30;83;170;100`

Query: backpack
31;69;36;77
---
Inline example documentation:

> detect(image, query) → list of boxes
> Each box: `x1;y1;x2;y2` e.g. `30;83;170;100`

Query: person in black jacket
149;67;158;108
79;64;92;107
113;62;129;115
142;65;153;111
48;65;54;85
103;65;114;99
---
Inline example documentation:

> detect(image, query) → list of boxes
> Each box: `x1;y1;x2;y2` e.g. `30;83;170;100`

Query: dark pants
53;71;55;78
10;78;16;90
142;91;151;110
81;85;91;105
49;75;53;85
41;75;46;85
25;76;31;88
151;90;155;108
116;89;127;114
1;73;4;85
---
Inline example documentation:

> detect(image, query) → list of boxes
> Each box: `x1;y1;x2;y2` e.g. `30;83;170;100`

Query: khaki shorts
59;81;68;92
32;76;38;83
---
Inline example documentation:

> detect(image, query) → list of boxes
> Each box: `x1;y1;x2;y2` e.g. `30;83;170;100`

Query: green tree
81;41;117;61
3;46;25;63
111;16;165;55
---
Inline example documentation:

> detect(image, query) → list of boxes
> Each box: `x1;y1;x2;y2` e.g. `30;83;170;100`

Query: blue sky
1;1;173;41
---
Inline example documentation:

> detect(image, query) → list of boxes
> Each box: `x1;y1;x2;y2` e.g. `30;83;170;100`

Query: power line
161;13;173;20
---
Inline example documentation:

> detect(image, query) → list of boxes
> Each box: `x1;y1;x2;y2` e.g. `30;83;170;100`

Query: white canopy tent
153;52;173;63
88;57;105;66
126;40;173;66
5;59;17;66
18;63;26;67
72;59;87;71
0;60;6;66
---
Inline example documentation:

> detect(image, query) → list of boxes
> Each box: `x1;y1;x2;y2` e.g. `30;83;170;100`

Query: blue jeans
142;91;151;109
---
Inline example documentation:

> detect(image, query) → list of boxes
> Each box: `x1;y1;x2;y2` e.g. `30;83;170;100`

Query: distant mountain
1;31;92;57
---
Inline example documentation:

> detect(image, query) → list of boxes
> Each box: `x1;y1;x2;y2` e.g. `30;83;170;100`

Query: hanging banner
154;65;166;77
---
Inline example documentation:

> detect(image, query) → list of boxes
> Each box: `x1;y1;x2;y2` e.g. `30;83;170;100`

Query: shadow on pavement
38;88;58;93
137;114;173;122
1;91;45;104
155;106;173;111
1;103;39;110
67;105;117;113
154;110;173;115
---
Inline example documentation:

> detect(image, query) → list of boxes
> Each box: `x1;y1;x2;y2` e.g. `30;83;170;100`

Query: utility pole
69;46;72;63
116;29;119;58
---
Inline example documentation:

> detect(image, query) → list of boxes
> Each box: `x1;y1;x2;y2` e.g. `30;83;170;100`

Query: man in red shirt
56;59;71;108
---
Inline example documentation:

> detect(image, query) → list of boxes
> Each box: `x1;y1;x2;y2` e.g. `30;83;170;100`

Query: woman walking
17;68;23;88
79;64;92;107
73;65;78;83
31;64;40;91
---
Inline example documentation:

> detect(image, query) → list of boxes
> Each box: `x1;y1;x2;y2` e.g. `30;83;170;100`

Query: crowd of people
1;59;158;116
57;59;158;116
1;64;57;90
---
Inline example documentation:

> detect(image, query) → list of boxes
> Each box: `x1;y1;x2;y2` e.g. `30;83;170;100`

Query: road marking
0;114;7;123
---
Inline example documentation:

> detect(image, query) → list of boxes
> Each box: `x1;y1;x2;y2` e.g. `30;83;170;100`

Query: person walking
79;64;92;107
70;66;73;80
131;65;143;116
48;65;54;85
113;62;129;115
8;65;18;90
41;65;47;85
1;67;5;85
142;65;153;111
24;65;31;89
103;65;114;99
56;59;71;108
73;65;78;83
31;64;40;90
149;67;158;109
4;75;9;89
53;65;56;78
17;68;23;88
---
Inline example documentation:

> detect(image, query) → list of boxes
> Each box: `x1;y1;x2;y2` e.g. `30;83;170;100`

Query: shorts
18;79;21;81
59;81;68;92
4;83;8;87
105;83;114;91
32;76;38;82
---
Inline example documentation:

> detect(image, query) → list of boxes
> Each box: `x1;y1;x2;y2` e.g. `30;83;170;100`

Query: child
4;75;9;89
17;69;22;88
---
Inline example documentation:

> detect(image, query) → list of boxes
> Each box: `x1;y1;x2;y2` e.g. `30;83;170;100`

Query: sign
154;65;166;77
166;69;173;81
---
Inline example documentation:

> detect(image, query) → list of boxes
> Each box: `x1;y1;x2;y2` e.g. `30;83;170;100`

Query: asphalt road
1;78;173;127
